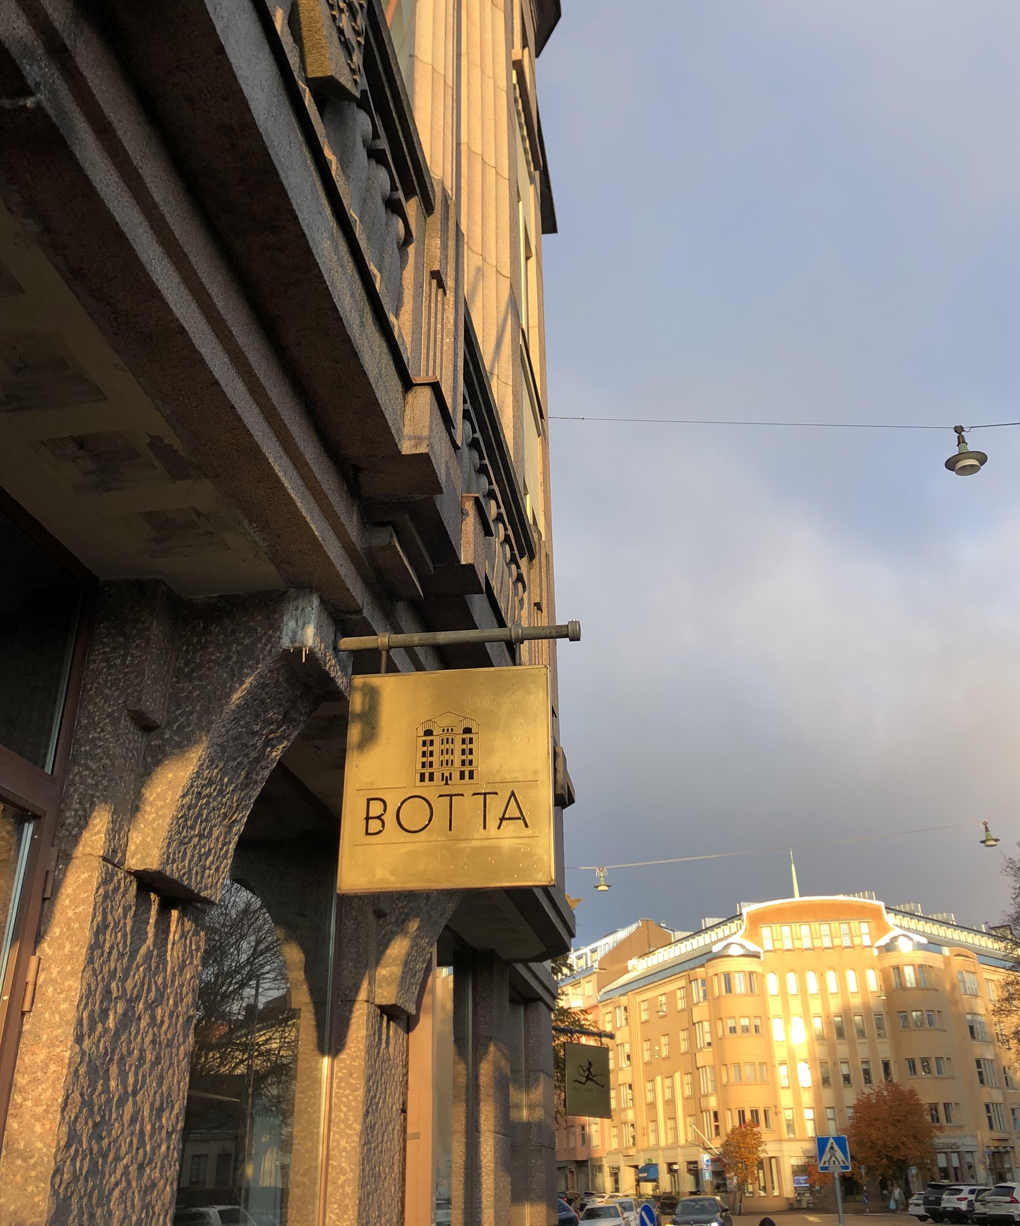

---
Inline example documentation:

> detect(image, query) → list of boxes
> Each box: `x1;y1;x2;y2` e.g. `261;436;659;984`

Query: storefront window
176;777;338;1224
0;509;81;771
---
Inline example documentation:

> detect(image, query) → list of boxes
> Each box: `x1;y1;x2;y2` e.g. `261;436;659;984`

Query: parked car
579;1193;606;1210
973;1189;999;1226
653;1196;679;1225
909;1193;930;1222
924;1183;956;1223
581;1207;626;1224
173;1210;257;1226
670;1197;732;1226
975;1185;1020;1225
559;1199;581;1226
607;1197;638;1226
942;1186;987;1223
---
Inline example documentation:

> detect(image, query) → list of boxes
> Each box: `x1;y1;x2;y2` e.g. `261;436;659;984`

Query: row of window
898;1008;945;1031
761;921;871;950
768;968;878;996
891;964;936;990
771;1011;886;1043
903;1055;953;1078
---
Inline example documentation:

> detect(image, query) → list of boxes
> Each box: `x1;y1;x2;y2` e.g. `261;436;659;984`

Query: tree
719;1124;765;1214
991;851;1020;1044
847;1082;940;1189
550;951;600;1118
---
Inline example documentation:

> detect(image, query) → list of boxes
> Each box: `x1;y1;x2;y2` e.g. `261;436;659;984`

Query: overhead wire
548;416;1020;431
567;820;982;872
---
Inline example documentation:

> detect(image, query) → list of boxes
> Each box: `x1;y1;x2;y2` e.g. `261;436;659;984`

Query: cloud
539;2;1020;941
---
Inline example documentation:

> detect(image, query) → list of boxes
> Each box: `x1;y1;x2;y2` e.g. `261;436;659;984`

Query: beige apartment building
557;897;1020;1210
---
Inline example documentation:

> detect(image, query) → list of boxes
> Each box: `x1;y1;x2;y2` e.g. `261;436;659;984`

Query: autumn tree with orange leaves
720;1124;766;1214
847;1082;940;1188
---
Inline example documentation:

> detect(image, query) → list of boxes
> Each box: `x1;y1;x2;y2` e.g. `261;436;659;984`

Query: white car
977;1185;1020;1225
582;1208;626;1224
910;1194;930;1222
942;1187;988;1223
607;1197;639;1226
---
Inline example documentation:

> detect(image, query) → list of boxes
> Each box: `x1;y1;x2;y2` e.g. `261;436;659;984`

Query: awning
637;1164;659;1182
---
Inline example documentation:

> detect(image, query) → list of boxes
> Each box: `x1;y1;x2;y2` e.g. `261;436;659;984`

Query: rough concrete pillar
322;892;460;1226
452;950;512;1226
0;580;347;1226
509;997;556;1226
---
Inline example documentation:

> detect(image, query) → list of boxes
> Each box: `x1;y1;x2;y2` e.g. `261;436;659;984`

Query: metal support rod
551;1024;615;1039
337;620;581;653
834;1170;845;1226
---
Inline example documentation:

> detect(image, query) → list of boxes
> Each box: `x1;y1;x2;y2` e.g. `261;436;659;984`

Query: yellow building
557;896;1020;1209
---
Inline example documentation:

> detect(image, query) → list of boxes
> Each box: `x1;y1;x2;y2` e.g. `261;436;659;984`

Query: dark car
559;1200;580;1226
924;1184;956;1224
653;1196;679;1225
670;1197;732;1226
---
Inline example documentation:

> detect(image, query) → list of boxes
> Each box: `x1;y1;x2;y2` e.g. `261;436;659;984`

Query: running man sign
563;1043;611;1118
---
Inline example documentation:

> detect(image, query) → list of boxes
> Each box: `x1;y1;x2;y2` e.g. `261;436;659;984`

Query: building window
762;926;774;950
694;979;708;1003
727;1017;737;1035
643;1039;652;1062
647;1079;656;1103
665;1075;674;1101
604;1011;613;1030
677;984;687;1010
883;1059;893;1082
840;923;852;948
684;1072;693;1097
764;1109;773;1132
1005;1066;1015;1090
944;1103;954;1124
918;966;929;988
759;1063;769;1082
820;924;832;948
807;971;819;995
740;1016;750;1034
754;1016;762;1034
820;1061;831;1087
813;1015;824;1039
580;1123;587;1148
662;1034;670;1058
847;970;859;994
722;973;733;995
798;1061;812;1088
798;924;812;949
854;1014;866;1039
616;1005;629;1027
826;970;838;994
825;1106;838;1134
731;1063;742;1083
787;972;799;995
790;1016;806;1044
860;922;872;946
750;1108;761;1128
904;966;917;988
667;1117;677;1144
976;1058;997;1087
618;1043;631;1067
640;1000;650;1022
912;1010;924;1029
658;993;668;1016
621;1082;634;1107
866;968;878;992
779;1062;790;1088
875;1012;886;1038
781;926;794;951
772;1017;785;1042
898;1011;909;1029
694;1021;710;1050
927;1010;936;1028
986;1102;1007;1133
861;1060;873;1086
966;1013;989;1041
745;1062;757;1082
935;1057;944;1076
610;1087;617;1109
892;967;903;990
959;970;979;996
784;1109;796;1138
833;1015;846;1040
699;1065;716;1094
921;1057;932;1076
767;973;779;996
906;1058;917;1077
840;1060;852;1087
804;1108;816;1138
681;1029;690;1052
929;1104;940;1124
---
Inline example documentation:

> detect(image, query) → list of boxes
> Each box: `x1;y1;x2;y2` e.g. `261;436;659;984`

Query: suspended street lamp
981;821;1000;848
594;867;611;892
945;426;988;476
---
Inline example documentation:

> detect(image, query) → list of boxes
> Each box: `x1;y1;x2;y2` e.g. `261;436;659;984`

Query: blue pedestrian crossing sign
816;1135;851;1172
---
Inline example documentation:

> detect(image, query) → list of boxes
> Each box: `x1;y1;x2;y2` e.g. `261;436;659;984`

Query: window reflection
0;803;34;997
176;770;337;1226
0;510;81;771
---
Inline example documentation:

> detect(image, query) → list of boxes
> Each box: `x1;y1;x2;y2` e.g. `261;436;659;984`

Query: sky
537;1;1020;947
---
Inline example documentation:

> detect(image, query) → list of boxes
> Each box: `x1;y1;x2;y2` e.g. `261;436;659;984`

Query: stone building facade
557;897;1020;1208
0;1;572;1223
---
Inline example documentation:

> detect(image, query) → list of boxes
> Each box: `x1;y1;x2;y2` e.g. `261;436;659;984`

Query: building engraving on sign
417;712;477;784
339;666;554;894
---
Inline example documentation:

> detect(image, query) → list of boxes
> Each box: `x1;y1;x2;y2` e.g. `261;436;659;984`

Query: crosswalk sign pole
833;1164;845;1226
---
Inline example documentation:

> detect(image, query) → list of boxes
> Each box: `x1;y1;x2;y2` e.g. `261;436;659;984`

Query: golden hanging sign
338;666;554;894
